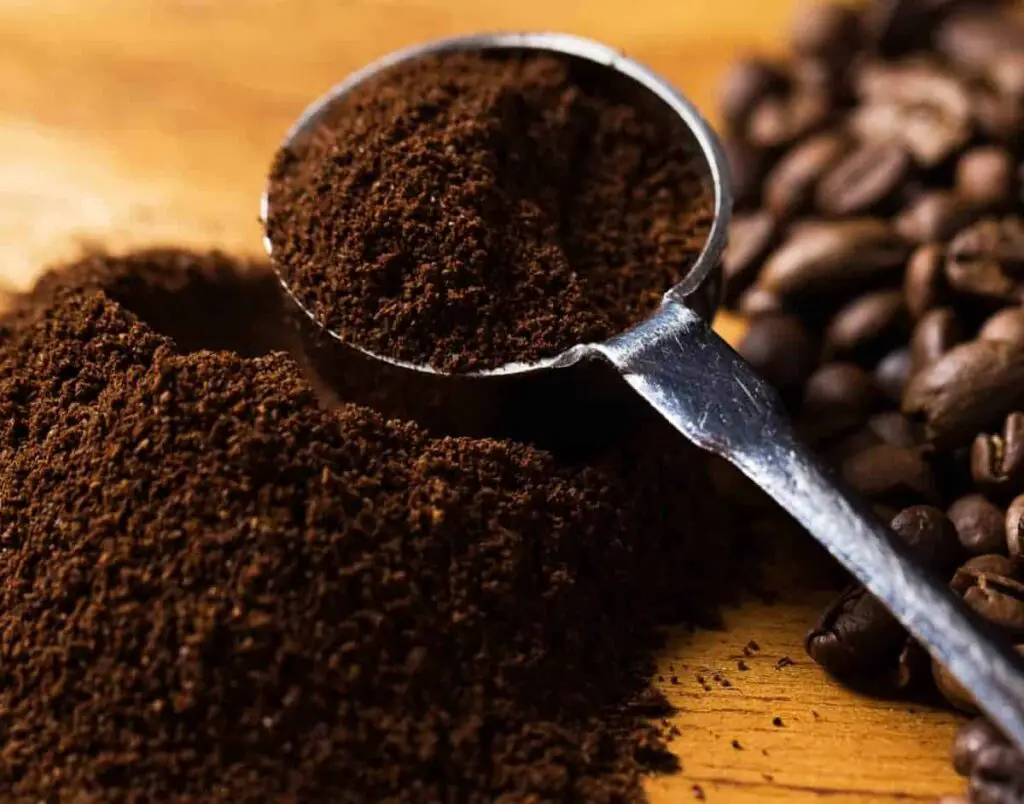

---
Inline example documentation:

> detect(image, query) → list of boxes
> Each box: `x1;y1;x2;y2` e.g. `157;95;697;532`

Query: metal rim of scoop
260;31;734;377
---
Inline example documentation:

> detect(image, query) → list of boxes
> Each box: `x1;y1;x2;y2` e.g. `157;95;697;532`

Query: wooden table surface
0;2;964;801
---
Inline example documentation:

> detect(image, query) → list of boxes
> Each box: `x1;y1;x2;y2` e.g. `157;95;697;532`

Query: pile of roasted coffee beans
723;0;1024;799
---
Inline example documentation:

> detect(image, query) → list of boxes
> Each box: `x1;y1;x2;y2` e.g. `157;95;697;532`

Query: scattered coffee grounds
722;0;1024;798
0;251;736;801
267;51;713;372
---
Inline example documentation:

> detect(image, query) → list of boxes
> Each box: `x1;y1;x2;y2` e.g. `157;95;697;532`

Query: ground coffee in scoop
0;251;732;802
267;51;713;372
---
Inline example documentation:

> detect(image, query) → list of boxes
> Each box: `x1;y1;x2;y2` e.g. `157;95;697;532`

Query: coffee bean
895;191;984;245
842;444;940;507
805;584;906;678
720;58;789;131
737;315;818;398
905;244;949;321
972;413;1024;494
824;289;906;363
867;0;990;58
964;573;1024;634
1006;495;1024;559
747;87;832;150
765;131;848;218
817;141;913;217
789;2;863;67
803;362;883;440
946;218;1024;304
868;411;922;448
724;212;778;303
971;84;1024;146
937;5;1024;87
979;309;1024;345
737;286;786;318
949;494;1007;555
969;743;1024;804
890;505;962;573
875;349;914;404
902;338;1024;450
991;51;1024;99
910;308;965;376
823;426;885;467
952;556;1021;595
957;147;1016;208
934;657;978;713
724;135;772;209
953;718;1009;776
761;219;910;297
894;637;932;694
852;60;972;167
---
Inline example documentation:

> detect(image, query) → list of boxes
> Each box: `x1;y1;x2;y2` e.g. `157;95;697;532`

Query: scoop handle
595;300;1024;751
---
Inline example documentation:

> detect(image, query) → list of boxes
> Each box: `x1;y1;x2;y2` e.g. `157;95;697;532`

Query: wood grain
0;2;963;801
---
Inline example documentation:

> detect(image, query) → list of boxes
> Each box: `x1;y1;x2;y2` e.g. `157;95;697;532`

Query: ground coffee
0;251;730;802
266;51;713;372
722;0;1024;798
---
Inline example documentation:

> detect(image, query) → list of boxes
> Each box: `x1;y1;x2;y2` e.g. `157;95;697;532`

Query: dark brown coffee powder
267;51;713;372
0;251;731;802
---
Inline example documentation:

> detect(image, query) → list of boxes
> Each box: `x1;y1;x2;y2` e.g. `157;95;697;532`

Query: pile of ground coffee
722;0;1024;799
0;251;729;802
267;51;713;372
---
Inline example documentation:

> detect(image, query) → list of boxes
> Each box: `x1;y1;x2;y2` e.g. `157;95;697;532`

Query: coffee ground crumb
267;51;713;372
0;251;732;802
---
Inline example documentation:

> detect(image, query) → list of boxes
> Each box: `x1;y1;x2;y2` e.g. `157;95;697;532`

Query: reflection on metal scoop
263;32;1024;749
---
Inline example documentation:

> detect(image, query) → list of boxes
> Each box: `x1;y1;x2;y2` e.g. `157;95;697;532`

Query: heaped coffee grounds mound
0;251;730;802
266;51;713;373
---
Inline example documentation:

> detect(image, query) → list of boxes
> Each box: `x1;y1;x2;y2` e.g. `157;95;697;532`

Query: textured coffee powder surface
267;51;713;372
0;251;730;802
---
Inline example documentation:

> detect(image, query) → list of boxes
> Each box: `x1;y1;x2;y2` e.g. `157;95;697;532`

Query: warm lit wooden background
0;2;963;801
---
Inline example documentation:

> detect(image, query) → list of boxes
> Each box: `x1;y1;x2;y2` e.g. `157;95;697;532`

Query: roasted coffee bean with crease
736;314;818;399
789;1;863;69
842;444;940;508
1006;495;1024;559
805;584;907;678
980;309;1024;346
905;244;949;321
824;289;906;363
969;743;1024;804
760;219;910;298
963;573;1024;635
895;191;984;245
817;141;913;217
945;218;1024;304
738;286;786;318
746;83;833;151
972;413;1024;494
909;307;965;376
724;211;779;301
889;505;962;573
948;494;1007;556
851;60;973;168
954;718;1010;776
875;348;913;403
868;411;921;448
957;147;1016;209
952;556;1021;595
802;362;883;441
765;131;848;218
725;135;773;209
903;338;1024;450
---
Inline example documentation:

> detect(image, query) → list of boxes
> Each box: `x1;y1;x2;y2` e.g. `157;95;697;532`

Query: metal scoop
263;32;1024;748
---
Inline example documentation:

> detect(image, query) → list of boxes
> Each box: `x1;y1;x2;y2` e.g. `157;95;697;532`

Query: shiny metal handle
594;300;1024;751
